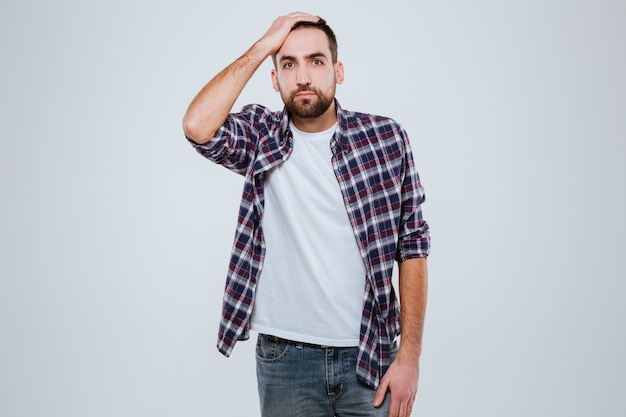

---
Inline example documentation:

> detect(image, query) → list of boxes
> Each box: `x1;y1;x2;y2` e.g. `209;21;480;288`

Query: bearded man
183;12;431;417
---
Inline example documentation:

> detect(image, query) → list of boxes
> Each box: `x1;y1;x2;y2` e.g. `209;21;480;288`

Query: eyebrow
279;52;329;63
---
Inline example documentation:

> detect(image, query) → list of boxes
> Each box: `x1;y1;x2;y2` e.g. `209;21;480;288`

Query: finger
373;378;389;407
403;393;416;417
284;11;319;24
387;395;400;417
398;400;408;417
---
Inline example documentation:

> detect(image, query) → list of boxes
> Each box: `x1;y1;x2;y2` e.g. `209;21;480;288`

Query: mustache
297;85;319;93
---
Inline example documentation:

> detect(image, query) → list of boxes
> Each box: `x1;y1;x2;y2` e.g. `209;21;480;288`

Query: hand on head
259;12;321;56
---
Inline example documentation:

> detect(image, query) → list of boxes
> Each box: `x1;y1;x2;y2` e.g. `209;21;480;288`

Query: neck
291;101;338;133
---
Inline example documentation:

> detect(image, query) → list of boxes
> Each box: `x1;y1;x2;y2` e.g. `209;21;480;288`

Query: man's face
272;28;344;119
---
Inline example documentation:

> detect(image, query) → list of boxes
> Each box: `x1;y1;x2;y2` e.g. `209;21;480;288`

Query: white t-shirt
250;121;366;347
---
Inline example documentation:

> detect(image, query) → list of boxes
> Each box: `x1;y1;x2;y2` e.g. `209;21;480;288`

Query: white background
1;0;624;416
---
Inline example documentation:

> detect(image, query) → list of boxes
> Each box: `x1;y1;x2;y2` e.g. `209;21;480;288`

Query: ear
271;68;280;92
335;61;345;85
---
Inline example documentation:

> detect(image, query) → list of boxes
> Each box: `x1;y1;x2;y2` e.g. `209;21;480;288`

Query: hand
257;12;321;55
373;353;420;417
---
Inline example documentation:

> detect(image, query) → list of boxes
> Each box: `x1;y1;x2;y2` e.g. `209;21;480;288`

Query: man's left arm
374;257;428;417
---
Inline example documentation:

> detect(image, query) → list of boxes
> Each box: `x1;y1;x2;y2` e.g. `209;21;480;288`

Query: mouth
296;91;316;99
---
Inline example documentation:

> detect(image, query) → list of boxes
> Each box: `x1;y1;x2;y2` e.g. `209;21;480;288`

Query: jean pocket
255;334;291;363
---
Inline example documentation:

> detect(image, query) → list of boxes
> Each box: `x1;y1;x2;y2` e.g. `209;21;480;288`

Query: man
183;12;430;417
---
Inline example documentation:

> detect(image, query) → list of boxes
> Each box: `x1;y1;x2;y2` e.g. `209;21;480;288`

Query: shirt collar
279;99;351;152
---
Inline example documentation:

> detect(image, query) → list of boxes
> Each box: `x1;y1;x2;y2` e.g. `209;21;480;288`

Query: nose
296;66;311;87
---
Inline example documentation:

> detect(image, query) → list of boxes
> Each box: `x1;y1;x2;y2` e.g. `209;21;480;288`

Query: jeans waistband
261;334;347;349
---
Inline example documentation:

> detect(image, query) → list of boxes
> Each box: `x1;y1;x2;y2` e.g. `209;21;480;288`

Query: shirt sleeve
188;104;272;176
395;127;431;262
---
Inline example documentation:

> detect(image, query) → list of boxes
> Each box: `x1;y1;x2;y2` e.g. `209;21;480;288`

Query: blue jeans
256;334;396;417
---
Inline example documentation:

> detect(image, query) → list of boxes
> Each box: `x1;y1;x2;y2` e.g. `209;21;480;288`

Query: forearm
397;257;428;362
373;257;427;412
182;12;320;145
182;41;271;144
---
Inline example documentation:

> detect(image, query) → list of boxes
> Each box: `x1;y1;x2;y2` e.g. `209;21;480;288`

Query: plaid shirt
190;101;430;389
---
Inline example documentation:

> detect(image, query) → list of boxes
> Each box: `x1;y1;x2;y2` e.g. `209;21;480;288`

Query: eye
282;62;294;69
312;59;324;65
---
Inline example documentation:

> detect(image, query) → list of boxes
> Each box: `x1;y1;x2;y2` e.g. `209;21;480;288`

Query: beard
282;86;335;119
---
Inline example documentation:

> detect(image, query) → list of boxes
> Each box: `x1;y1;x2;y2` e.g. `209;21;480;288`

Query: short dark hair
291;17;338;63
272;17;338;67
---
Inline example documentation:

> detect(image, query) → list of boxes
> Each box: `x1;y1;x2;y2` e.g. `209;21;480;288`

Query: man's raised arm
182;12;320;144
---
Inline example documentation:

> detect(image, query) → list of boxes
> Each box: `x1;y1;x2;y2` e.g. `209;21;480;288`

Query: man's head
272;18;338;66
271;17;344;121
